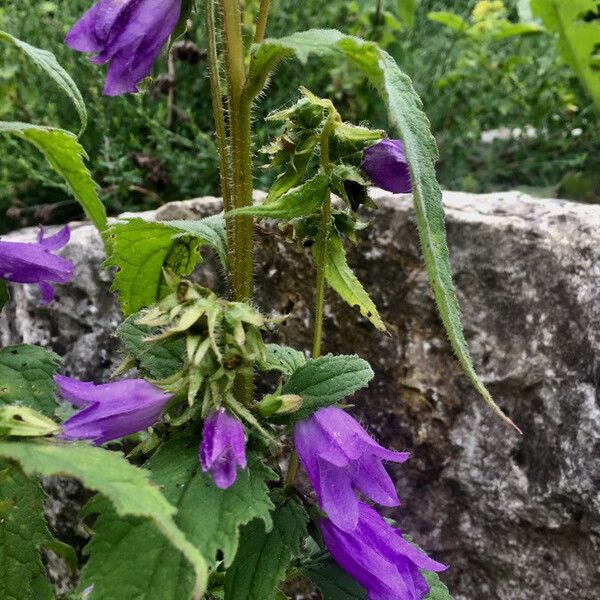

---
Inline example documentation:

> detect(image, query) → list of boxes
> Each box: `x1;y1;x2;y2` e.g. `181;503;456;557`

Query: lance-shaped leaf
313;232;385;331
282;354;373;420
0;31;87;133
78;437;275;599
0;462;54;600
531;0;600;110
0;123;107;234
246;30;519;431
0;440;208;595
0;345;61;417
224;498;308;600
0;406;59;438
230;171;329;220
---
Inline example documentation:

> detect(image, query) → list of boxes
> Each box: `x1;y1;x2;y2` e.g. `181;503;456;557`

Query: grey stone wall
1;190;599;600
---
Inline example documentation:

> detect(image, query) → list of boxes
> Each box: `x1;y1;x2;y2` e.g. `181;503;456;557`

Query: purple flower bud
200;408;247;489
321;502;447;600
65;0;182;96
0;225;73;304
362;139;412;194
293;406;409;531
55;375;172;445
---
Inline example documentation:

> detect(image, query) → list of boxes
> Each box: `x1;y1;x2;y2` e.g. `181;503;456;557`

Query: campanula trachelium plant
0;1;529;598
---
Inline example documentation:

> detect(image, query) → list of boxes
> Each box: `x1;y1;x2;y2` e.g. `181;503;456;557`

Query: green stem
253;0;271;44
205;0;234;281
311;192;331;359
219;0;254;303
284;450;298;490
219;0;254;405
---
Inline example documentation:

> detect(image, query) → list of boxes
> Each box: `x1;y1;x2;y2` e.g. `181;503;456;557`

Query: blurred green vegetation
0;0;598;232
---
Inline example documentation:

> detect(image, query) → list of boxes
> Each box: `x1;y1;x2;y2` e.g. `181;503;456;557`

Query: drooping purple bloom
321;502;447;600
65;0;182;96
200;408;247;489
55;375;172;445
0;226;73;304
293;406;409;531
362;139;412;194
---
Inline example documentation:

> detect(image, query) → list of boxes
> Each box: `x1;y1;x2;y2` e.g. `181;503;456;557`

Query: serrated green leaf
0;280;9;311
164;214;229;271
117;313;185;379
0;122;107;234
531;0;600;110
0;440;208;595
258;344;306;376
303;559;366;599
79;437;275;599
231;171;329;220
106;219;202;316
224;498;308;600
282;354;373;420
0;31;87;133
0;345;61;417
314;232;385;331
0;462;53;600
247;29;519;430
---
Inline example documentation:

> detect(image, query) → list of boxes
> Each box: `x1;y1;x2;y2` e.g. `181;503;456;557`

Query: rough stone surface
1;190;599;600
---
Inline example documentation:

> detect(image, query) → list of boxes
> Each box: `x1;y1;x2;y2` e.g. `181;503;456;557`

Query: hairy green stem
205;0;234;280
253;0;271;44
219;0;254;303
218;0;254;405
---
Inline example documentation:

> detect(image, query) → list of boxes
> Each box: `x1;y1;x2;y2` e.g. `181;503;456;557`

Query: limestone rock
1;190;599;600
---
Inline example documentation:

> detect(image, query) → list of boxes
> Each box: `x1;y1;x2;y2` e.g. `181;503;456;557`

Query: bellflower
362;139;412;194
55;375;172;445
65;0;182;96
293;406;409;531
0;225;73;304
200;408;247;489
321;502;447;600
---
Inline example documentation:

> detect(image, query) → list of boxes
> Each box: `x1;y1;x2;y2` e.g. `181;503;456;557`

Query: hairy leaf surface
79;437;275;599
117;313;185;379
224;498;308;600
247;29;517;430
282;354;373;420
258;344;307;376
0;31;87;133
0;345;61;417
231;172;329;220
106;219;202;316
0;462;53;600
0;123;107;233
0;440;208;594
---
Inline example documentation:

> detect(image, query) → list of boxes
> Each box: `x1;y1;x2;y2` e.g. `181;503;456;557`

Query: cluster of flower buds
136;273;269;416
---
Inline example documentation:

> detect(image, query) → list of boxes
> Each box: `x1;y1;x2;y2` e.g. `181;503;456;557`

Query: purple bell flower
65;0;182;96
321;502;447;600
55;375;172;445
362;139;412;194
293;406;409;531
0;225;73;304
200;408;247;490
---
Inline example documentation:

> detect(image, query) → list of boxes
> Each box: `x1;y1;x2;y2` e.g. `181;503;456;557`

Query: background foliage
0;0;598;234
